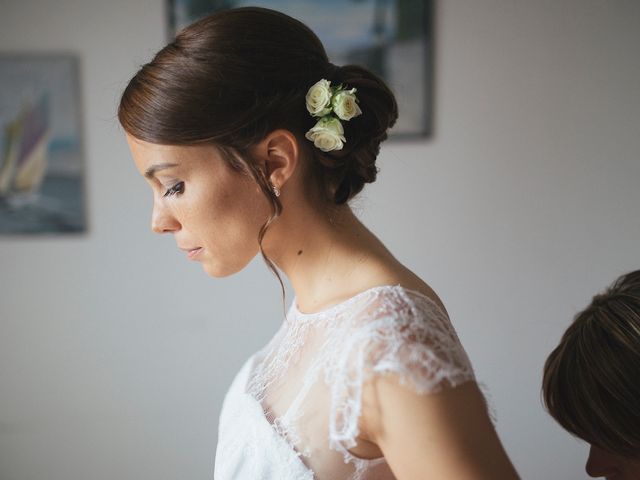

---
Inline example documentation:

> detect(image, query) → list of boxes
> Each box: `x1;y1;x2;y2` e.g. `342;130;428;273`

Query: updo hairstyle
118;6;397;207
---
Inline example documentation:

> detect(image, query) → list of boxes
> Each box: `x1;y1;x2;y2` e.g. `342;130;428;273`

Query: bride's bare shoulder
363;261;448;315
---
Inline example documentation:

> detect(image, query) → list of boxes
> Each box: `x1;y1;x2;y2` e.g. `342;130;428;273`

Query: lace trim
291;283;439;320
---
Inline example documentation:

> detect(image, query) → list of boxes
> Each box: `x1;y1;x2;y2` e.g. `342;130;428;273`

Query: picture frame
167;0;433;139
0;53;87;234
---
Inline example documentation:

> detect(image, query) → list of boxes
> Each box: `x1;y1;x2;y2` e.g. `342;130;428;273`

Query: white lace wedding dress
214;284;477;480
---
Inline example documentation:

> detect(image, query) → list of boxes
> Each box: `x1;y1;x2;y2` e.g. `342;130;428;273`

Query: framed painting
167;0;433;138
0;54;86;234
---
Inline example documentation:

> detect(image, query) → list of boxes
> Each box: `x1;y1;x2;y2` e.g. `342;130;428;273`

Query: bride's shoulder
335;280;451;342
360;265;448;318
396;279;447;315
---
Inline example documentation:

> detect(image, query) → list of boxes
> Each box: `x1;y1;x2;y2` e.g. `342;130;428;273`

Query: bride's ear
251;129;300;191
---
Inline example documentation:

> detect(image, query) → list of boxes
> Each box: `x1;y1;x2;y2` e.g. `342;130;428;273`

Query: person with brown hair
542;270;640;479
119;7;518;479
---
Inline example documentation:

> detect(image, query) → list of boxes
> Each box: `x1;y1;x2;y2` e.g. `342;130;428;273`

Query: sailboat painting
0;54;86;234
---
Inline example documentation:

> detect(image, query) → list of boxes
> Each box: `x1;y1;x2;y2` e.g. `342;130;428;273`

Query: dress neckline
290;283;439;320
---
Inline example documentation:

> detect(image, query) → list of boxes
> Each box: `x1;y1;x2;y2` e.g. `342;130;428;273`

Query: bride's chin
203;263;237;278
201;256;253;278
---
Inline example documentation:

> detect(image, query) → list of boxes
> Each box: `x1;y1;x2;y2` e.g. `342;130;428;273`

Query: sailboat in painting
0;93;50;198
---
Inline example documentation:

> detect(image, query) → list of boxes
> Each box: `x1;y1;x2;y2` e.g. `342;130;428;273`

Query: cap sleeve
326;288;476;455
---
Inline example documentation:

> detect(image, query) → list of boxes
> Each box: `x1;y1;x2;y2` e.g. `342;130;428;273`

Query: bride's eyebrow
145;162;179;179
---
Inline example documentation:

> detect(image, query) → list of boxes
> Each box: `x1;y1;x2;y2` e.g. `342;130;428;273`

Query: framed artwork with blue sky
167;0;433;138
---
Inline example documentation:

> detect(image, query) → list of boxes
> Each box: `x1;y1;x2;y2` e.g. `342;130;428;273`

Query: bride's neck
264;204;397;312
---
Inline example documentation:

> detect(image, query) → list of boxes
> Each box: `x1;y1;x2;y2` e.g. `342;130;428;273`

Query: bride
119;7;519;479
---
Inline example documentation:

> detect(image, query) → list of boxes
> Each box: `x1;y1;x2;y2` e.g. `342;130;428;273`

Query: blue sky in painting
234;0;396;54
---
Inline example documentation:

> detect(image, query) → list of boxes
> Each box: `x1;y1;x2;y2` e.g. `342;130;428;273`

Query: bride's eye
163;181;185;197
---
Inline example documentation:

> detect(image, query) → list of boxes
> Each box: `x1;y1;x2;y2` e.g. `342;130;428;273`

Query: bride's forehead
127;135;179;157
127;138;231;180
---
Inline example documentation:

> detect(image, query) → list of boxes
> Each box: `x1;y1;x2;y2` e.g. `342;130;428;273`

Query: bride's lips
180;247;203;259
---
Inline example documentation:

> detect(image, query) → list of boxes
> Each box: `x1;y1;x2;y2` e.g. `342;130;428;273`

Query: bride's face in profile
126;134;272;277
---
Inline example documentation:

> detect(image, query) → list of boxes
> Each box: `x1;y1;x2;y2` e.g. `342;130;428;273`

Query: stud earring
271;184;281;197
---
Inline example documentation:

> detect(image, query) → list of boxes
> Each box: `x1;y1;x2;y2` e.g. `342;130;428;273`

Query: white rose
305;117;346;152
332;88;362;121
305;79;333;117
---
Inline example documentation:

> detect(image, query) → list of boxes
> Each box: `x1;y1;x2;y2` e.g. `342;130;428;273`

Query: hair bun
311;64;398;204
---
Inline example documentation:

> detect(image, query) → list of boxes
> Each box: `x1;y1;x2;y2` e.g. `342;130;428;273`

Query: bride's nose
151;200;181;234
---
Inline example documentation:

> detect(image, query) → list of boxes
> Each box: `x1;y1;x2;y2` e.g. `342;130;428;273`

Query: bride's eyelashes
163;181;185;197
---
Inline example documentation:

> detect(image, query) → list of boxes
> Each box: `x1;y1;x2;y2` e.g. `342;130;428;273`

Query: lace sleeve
327;289;476;455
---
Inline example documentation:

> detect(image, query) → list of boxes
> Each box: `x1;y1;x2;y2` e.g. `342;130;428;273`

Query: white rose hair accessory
304;78;362;152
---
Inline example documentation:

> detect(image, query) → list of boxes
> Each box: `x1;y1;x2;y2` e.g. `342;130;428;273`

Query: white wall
1;1;638;479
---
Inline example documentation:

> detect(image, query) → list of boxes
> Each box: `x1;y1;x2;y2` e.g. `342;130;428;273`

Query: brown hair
118;7;397;301
542;269;640;457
